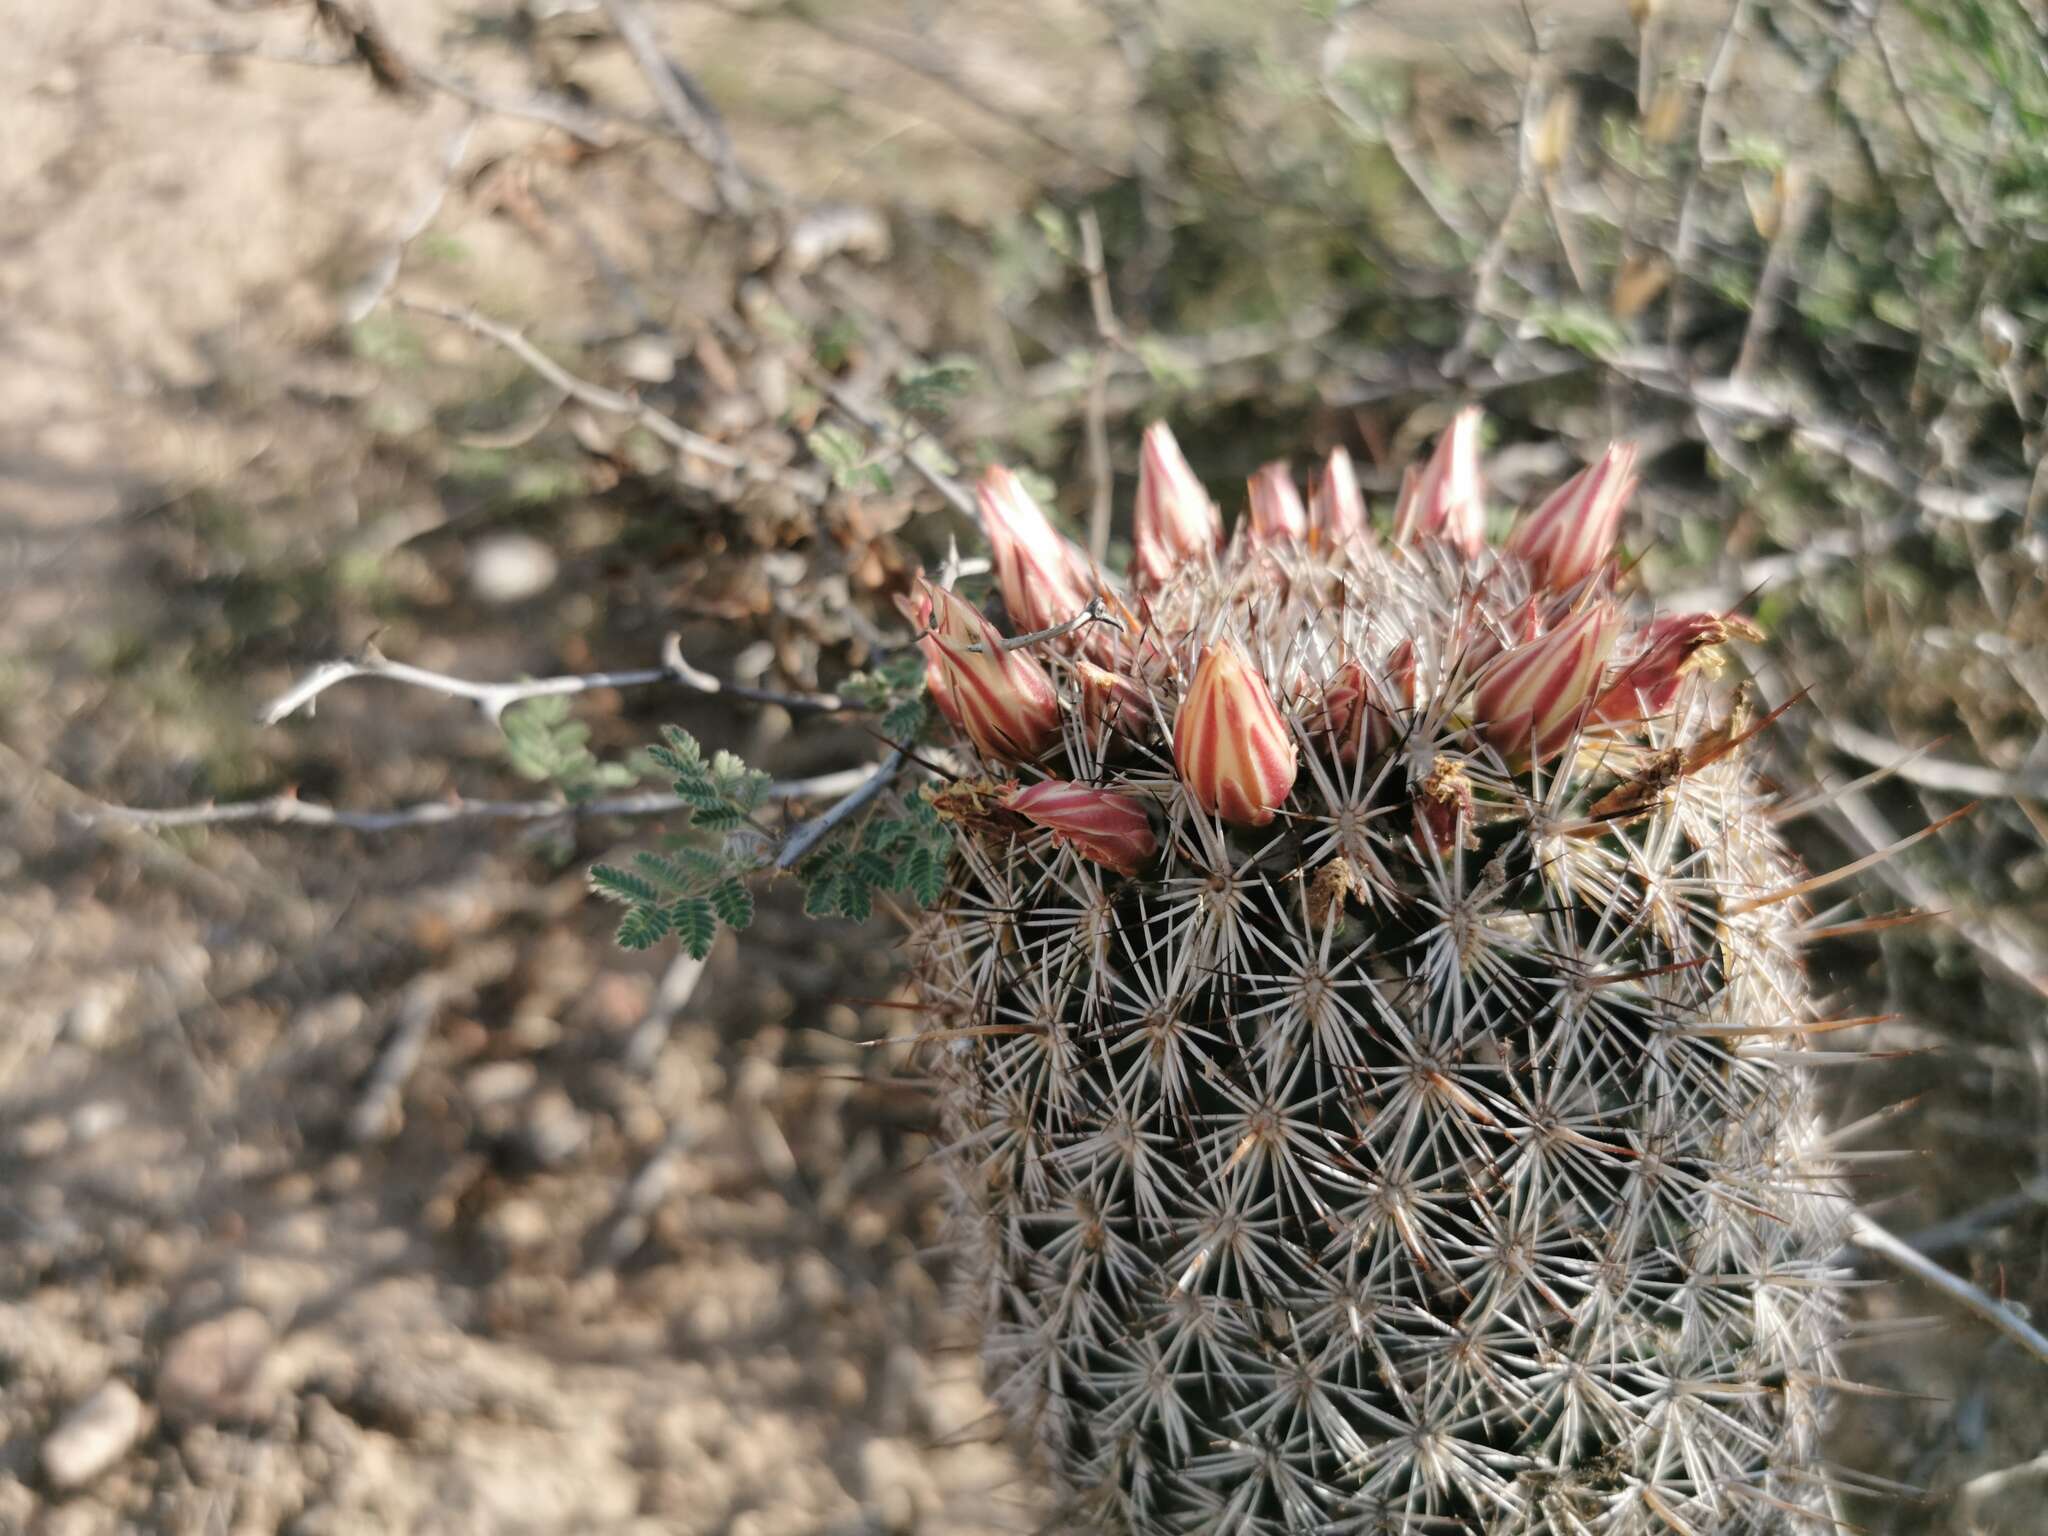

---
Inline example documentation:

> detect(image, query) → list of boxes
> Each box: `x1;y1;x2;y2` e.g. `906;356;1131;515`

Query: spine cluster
908;416;1846;1535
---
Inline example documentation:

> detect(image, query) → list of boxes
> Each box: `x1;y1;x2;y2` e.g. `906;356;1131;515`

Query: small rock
60;984;121;1048
857;1437;938;1535
467;533;558;605
482;1197;552;1255
156;1308;275;1427
615;333;675;384
13;1114;66;1158
518;1089;587;1170
69;1099;127;1143
464;1060;537;1112
42;1379;146;1489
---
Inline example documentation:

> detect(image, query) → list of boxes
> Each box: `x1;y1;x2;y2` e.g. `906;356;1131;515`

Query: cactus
908;419;1846;1534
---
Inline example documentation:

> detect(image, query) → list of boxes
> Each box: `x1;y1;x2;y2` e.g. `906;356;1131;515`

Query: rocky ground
5;2;2046;1534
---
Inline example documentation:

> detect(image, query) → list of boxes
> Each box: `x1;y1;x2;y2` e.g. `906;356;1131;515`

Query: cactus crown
911;418;1845;1535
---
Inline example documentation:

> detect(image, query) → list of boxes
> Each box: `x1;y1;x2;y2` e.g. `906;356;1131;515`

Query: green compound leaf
899;844;945;906
672;897;717;959
615;904;672;951
710;877;755;931
590;863;663;907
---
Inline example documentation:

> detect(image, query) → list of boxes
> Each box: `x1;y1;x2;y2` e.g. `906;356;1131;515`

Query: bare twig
772;547;968;873
145;24;634;147
1904;1174;2048;1261
597;0;756;213
257;638;846;728
624;949;712;1073
1817;721;2048;804
1319;27;1482;249
394;296;816;490
1078;209;1122;566
81;767;874;837
349;939;518;1143
961;596;1119;654
1848;1210;2048;1367
597;1117;699;1266
742;0;1115;176
342;111;477;324
1665;0;1751;351
802;366;978;520
773;750;909;872
1733;164;1820;381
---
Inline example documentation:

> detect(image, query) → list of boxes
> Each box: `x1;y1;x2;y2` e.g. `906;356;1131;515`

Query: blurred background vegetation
5;0;2046;1530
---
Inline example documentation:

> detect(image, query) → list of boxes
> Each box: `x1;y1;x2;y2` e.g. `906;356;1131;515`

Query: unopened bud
1319;647;1410;764
977;465;1094;636
1309;446;1371;546
1007;780;1159;877
1472;601;1621;765
1173;639;1299;827
1246;462;1308;546
911;580;1061;763
1135;422;1221;590
1074;660;1154;738
1507;443;1638;593
1393;407;1486;558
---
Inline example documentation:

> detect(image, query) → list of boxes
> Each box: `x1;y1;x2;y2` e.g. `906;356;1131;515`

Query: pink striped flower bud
1472;601;1622;764
977;464;1094;635
911;579;1061;763
1309;445;1371;545
1319;650;1408;764
1134;422;1222;590
1173;640;1299;826
1393;407;1486;558
1592;611;1759;724
1507;442;1639;592
1074;660;1154;737
1246;462;1308;545
1007;780;1159;877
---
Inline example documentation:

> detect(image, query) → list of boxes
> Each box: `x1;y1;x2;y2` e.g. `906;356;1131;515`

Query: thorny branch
1848;1211;2048;1368
597;0;755;213
82;767;876;837
393;296;817;491
255;637;850;729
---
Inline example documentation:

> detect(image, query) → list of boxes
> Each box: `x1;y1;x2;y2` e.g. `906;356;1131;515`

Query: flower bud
1593;612;1760;725
1134;422;1221;590
1393;407;1486;558
1319;648;1409;764
1472;601;1621;764
1173;639;1299;826
1074;660;1154;738
911;579;1061;762
977;464;1094;636
1309;445;1370;546
1246;462;1308;545
1007;780;1159;877
1507;443;1638;593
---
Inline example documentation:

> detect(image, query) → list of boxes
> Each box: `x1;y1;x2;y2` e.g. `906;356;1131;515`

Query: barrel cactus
905;414;1846;1534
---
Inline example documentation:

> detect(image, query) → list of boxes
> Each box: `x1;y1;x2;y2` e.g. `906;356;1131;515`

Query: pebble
467;534;558;605
464;1060;537;1112
517;1089;587;1170
857;1437;938;1535
156;1308;275;1427
42;1379;146;1489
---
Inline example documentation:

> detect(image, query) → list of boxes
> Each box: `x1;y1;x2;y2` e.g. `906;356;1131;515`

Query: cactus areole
911;422;1846;1535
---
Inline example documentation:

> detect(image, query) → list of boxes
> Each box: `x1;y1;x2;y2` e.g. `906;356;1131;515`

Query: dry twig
1848;1210;2048;1367
81;767;874;837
